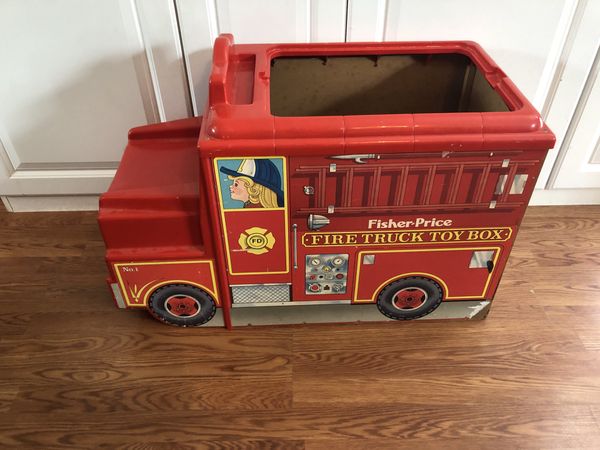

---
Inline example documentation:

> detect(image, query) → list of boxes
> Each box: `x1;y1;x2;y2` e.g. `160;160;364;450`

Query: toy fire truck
99;34;555;328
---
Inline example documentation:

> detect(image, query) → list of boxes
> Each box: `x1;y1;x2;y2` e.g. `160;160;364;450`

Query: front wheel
377;276;443;320
148;284;216;327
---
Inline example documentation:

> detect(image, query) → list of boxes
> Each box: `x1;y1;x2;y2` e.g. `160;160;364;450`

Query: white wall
1;0;599;211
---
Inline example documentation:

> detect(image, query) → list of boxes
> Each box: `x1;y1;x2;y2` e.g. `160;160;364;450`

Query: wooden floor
1;205;600;449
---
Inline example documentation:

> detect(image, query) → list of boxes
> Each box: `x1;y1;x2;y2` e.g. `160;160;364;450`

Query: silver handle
330;154;380;164
292;224;298;269
307;214;330;230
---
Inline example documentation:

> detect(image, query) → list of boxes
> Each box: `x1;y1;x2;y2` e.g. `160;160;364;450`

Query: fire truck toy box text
99;34;555;328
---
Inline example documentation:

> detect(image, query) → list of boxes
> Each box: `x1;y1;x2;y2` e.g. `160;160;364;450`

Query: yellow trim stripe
353;246;501;303
142;280;218;305
113;260;219;307
213;156;290;276
129;279;157;301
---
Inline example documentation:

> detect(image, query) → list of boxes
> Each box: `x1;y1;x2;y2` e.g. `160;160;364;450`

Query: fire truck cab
99;34;554;328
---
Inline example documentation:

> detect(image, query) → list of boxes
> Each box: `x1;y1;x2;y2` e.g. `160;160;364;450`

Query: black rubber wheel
148;284;216;327
376;276;443;320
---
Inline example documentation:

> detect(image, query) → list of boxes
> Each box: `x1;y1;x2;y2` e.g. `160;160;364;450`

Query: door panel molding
590;134;600;165
550;44;600;188
8;169;116;196
130;0;193;121
534;0;582;114
538;0;597;188
544;0;600;188
0;129;18;174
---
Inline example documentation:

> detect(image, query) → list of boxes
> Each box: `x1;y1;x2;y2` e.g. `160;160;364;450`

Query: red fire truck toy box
99;34;555;328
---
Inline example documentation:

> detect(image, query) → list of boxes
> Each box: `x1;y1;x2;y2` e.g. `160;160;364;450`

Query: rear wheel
377;276;443;320
148;284;216;327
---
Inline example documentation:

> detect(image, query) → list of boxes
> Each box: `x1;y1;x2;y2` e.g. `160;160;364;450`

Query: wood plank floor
1;205;599;449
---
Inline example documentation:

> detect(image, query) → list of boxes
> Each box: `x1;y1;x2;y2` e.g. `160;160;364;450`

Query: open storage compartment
270;53;510;117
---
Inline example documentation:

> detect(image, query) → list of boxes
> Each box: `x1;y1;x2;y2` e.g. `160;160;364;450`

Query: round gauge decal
310;258;321;266
332;257;344;266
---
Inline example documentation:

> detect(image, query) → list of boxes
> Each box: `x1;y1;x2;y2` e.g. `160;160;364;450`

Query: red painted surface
99;34;555;327
353;247;502;302
113;260;219;308
220;209;289;276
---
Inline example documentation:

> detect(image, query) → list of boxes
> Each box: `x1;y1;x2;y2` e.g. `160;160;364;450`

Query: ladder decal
295;159;537;214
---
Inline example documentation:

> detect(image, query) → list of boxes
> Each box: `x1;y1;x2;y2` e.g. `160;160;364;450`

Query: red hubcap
165;295;200;317
393;288;427;310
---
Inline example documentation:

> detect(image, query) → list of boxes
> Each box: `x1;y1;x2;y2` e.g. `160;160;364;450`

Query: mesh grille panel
231;284;291;303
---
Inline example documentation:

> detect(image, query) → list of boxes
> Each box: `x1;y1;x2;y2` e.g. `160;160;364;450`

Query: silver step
233;300;352;308
231;283;291;304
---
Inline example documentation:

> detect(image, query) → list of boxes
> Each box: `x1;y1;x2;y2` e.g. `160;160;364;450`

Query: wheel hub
164;295;201;318
392;287;427;311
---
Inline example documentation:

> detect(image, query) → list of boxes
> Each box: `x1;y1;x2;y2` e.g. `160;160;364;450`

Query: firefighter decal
218;158;284;209
214;157;289;276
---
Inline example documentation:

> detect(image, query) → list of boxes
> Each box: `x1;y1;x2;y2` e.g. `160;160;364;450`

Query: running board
206;300;491;326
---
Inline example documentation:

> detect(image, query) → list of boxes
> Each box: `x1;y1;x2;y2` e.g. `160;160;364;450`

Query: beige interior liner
270;54;509;116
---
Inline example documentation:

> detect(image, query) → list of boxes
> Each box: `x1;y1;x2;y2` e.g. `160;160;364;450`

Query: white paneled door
1;0;599;210
175;0;347;115
544;0;600;190
550;48;600;189
0;0;347;210
0;0;190;205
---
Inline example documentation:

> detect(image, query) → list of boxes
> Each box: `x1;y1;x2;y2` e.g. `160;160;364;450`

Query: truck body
99;34;555;328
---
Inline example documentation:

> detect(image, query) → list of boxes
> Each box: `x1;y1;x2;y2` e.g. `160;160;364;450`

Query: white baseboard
529;188;600;205
1;195;99;212
2;188;599;212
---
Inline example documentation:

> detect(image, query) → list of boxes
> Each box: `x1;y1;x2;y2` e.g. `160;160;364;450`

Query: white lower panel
530;187;600;205
204;301;491;327
2;195;100;212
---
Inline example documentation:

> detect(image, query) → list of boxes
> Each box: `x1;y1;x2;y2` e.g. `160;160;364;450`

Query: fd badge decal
238;227;275;255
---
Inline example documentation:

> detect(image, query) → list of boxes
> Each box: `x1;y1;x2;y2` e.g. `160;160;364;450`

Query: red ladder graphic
295;158;536;214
